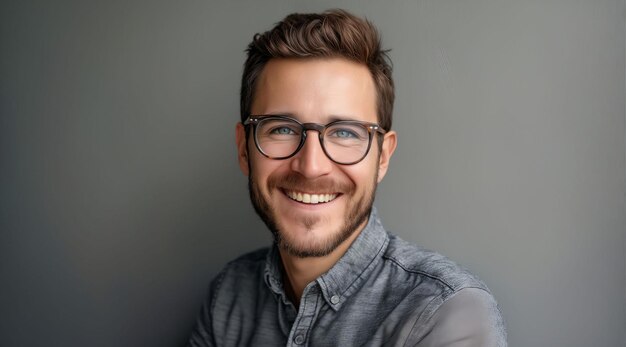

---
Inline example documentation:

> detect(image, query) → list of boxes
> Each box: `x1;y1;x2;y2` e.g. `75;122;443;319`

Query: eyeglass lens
254;118;371;164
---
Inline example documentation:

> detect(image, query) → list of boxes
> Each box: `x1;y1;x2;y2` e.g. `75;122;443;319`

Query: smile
285;190;338;204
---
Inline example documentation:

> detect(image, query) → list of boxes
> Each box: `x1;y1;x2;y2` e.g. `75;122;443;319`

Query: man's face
236;58;396;258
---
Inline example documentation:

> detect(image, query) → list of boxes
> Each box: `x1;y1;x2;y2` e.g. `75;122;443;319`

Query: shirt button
294;334;305;344
330;295;340;304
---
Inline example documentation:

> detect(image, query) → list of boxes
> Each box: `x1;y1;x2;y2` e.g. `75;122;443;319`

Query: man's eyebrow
257;113;359;123
258;112;310;120
326;114;357;122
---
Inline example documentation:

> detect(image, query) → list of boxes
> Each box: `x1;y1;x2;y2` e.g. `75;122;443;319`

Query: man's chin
273;218;356;258
277;235;342;258
248;174;375;258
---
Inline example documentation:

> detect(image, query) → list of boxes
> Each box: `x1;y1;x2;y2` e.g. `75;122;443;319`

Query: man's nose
290;130;333;178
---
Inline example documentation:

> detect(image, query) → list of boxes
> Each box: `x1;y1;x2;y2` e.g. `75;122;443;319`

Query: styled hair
240;9;394;131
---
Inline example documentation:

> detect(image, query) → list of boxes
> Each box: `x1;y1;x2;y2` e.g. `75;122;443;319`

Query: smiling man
189;10;506;347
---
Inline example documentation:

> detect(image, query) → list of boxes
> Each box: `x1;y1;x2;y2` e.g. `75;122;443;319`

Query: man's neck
278;219;368;308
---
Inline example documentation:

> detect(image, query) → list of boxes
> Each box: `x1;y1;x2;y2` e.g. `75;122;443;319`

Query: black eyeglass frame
243;115;387;165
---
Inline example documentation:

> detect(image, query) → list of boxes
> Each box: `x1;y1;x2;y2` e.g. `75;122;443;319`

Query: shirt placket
286;284;322;347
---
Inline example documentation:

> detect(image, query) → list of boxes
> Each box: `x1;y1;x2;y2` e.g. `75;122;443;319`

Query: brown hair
240;9;394;131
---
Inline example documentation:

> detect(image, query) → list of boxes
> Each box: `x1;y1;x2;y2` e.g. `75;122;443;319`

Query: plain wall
1;1;624;346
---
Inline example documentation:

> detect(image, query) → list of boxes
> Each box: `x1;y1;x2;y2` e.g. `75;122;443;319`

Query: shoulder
187;247;272;347
215;247;270;283
415;287;508;345
204;247;271;317
382;234;507;345
224;247;270;269
203;246;271;301
383;233;488;293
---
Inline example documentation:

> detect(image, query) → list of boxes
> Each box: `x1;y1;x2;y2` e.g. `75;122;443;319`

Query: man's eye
270;127;296;135
330;129;359;139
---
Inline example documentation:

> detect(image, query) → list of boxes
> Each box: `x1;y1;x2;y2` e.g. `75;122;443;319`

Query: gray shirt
188;208;507;346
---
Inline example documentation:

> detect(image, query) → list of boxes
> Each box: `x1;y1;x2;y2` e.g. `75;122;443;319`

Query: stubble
247;170;378;258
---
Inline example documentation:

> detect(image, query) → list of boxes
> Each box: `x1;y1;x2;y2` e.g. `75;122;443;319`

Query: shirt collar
264;243;290;304
316;207;389;310
264;207;390;310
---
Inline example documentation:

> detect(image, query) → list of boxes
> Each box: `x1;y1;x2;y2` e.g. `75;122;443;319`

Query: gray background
1;0;624;346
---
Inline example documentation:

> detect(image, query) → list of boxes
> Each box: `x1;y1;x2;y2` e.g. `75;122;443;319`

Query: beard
247;168;378;258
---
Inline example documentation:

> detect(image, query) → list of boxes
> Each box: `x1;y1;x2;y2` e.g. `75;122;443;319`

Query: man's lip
280;189;340;204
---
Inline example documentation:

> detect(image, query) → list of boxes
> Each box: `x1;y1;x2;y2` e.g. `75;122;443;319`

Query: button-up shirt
188;208;507;346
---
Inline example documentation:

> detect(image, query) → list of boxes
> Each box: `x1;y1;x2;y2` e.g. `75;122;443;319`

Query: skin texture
236;58;397;304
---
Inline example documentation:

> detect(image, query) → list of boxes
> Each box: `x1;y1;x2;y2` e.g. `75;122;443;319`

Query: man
189;9;506;346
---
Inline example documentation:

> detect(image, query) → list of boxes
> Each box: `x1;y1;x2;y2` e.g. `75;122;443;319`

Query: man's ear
235;123;250;176
377;130;397;183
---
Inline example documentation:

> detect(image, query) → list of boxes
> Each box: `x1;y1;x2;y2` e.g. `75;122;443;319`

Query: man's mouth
285;190;339;204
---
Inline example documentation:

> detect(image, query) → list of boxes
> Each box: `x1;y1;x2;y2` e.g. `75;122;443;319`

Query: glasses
244;115;386;165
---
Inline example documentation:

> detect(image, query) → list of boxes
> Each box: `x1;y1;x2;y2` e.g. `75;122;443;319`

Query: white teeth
286;191;338;204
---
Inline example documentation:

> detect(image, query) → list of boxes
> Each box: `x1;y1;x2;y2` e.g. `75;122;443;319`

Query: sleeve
413;287;507;347
187;270;227;347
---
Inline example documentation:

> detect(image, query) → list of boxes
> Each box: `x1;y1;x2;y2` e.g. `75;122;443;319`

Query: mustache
268;172;354;194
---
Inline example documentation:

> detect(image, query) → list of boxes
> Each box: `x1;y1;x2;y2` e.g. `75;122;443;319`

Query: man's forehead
258;57;372;82
251;58;378;123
